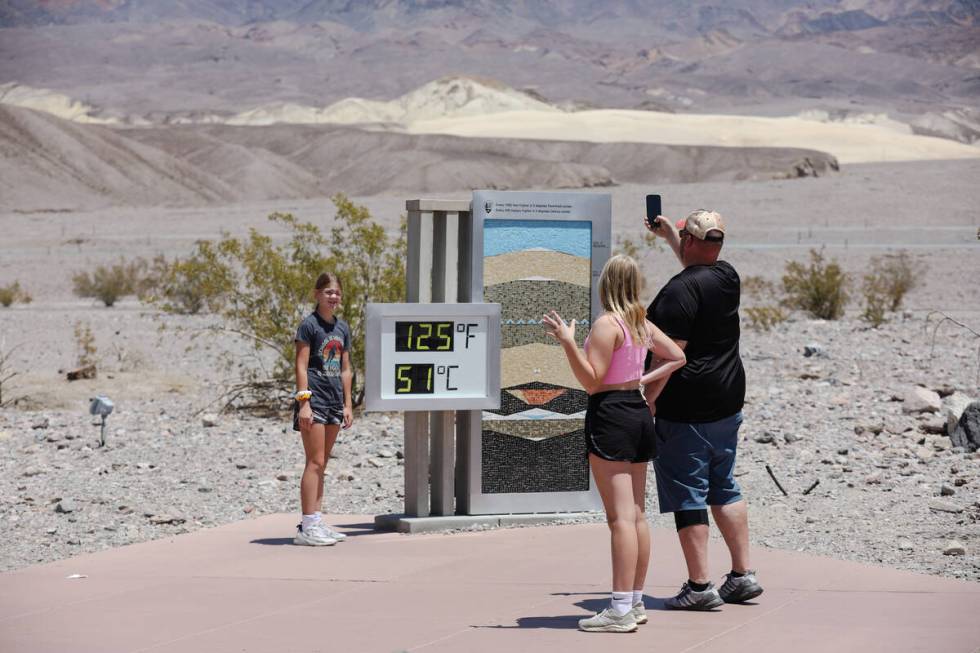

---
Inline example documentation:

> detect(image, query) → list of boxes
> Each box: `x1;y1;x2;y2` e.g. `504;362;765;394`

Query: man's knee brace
674;509;709;531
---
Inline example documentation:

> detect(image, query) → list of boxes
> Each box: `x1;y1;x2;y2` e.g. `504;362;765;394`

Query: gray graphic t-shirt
295;312;351;411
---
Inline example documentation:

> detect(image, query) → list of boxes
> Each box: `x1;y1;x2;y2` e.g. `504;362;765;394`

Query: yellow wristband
295;390;312;402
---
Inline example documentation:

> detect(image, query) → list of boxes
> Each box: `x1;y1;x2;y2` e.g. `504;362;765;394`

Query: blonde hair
597;255;649;346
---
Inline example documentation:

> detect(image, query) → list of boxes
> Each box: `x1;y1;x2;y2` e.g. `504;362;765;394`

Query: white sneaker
631;602;648;624
321;525;347;542
293;523;337;546
578;607;638;633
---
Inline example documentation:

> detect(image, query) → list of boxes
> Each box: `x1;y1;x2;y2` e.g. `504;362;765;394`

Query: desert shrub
614;231;663;293
739;275;787;331
614;231;663;260
860;251;924;327
744;305;788;331
74;321;97;368
741;275;780;301
141;248;234;315
861;271;890;327
73;258;147;307
0;281;32;307
873;250;923;312
151;193;406;407
0;341;22;407
781;249;849;320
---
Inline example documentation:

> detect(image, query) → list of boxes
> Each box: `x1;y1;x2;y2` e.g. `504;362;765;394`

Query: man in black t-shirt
643;209;763;610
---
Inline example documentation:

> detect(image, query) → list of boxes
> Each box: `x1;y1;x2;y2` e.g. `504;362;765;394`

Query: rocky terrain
1;156;978;580
0;0;977;591
0;309;977;581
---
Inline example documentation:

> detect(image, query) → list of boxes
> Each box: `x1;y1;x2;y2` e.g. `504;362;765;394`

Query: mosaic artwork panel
484;280;590;324
481;429;591;494
501;323;587;349
482;218;592;495
484;220;592;258
500;343;581;389
478;419;575;440
487;381;589;417
485;250;591;287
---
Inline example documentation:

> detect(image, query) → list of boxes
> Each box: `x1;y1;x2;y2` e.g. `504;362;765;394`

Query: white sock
611;591;632;616
632;590;643;606
301;513;319;531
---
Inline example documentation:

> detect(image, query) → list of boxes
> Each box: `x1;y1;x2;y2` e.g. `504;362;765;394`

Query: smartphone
645;194;662;229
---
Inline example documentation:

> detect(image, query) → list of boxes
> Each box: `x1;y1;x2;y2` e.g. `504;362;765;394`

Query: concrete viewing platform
2;514;978;652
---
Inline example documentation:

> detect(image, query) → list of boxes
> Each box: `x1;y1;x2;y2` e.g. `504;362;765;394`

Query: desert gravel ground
1;159;978;580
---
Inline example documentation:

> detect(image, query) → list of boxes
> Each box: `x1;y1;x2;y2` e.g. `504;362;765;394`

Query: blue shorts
653;412;744;513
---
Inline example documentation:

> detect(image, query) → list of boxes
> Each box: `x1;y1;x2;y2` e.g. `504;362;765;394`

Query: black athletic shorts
584;390;656;463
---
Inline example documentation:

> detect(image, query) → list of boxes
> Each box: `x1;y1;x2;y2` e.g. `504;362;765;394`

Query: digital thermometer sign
364;303;501;411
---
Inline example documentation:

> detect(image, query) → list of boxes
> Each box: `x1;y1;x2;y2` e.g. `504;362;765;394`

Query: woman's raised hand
541;310;576;345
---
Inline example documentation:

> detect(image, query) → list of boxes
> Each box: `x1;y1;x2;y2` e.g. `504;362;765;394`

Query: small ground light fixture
89;396;114;447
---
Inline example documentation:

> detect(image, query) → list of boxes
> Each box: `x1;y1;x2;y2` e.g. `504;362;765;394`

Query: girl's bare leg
590;453;639;592
630;462;651;591
315;424;341;510
300;423;327;515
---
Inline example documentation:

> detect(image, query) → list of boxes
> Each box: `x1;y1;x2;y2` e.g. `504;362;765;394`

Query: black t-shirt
646;260;745;423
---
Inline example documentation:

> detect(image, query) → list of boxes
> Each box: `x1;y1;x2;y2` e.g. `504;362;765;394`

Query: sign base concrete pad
374;511;599;533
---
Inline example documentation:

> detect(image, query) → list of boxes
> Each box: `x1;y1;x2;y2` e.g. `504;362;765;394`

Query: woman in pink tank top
542;254;686;632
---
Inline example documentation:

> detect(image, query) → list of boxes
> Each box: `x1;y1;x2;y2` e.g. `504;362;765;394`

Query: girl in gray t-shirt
292;272;353;546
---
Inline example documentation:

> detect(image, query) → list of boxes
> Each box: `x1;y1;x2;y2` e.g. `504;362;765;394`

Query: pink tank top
584;315;648;385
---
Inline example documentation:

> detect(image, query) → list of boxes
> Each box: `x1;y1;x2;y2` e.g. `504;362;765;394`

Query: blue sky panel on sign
484;220;592;258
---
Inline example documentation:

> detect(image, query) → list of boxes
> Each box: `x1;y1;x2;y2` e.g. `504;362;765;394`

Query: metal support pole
430;410;455;516
403;411;429;517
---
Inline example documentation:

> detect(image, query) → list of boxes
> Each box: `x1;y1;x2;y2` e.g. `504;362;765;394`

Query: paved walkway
2;514;978;652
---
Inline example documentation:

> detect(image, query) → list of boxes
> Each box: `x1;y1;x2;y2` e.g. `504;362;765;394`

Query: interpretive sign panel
364;303;501;412
462;190;609;514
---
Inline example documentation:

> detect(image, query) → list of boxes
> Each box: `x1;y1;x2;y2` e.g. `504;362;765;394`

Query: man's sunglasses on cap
679;227;724;243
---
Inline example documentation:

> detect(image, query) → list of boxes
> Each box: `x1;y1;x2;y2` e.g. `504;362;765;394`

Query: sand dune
404;109;980;164
2;76;975;166
0;104;841;209
179;123;838;187
212;77;558;127
0;82;136;126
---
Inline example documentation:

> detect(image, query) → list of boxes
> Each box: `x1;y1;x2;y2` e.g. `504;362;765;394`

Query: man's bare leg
677;523;710;584
711;500;751;572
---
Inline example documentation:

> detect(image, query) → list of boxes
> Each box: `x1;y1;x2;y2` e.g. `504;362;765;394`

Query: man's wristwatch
295;390;312;402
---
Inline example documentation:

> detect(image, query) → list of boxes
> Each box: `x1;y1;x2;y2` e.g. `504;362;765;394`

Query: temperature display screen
392;362;461;395
394;363;434;394
395;321;454;352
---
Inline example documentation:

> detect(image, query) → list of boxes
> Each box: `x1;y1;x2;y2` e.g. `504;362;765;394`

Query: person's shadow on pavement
470;592;669;629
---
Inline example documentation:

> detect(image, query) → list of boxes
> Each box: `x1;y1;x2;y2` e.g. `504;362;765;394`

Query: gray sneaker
664;582;724;610
631;602;648;625
578;607;638;633
718;570;763;603
293;523;337;546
